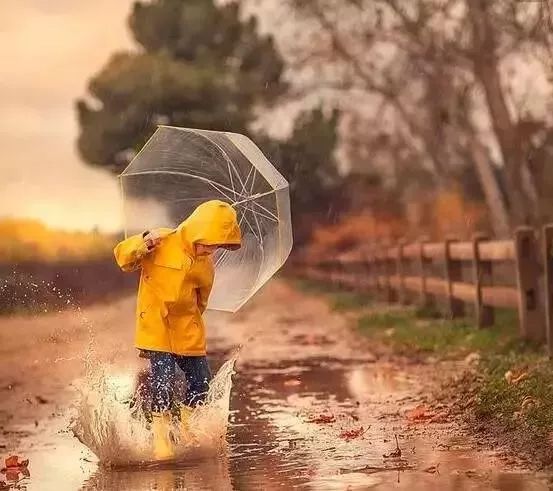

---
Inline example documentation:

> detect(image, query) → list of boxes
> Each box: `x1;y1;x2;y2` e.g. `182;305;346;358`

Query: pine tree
76;0;285;172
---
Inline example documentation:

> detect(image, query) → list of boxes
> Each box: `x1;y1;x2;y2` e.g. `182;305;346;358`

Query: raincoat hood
178;200;241;251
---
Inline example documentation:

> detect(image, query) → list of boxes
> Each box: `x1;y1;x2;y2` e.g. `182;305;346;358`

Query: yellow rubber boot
151;411;174;460
179;405;193;435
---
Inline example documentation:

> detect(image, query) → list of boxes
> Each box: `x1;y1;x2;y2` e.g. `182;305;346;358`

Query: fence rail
303;225;553;355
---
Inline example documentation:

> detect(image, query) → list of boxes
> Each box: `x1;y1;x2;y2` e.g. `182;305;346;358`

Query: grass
295;277;553;466
357;308;521;356
293;278;371;312
475;349;553;458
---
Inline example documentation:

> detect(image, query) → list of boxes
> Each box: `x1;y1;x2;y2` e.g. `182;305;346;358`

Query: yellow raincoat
114;200;241;356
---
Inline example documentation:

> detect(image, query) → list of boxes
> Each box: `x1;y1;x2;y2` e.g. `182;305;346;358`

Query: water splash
71;350;238;467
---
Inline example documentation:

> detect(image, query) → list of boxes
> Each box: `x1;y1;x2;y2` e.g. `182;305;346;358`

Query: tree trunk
467;0;540;226
469;137;511;238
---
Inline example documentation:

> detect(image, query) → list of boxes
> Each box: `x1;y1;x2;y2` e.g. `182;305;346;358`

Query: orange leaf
406;405;434;422
307;414;336;424
4;456;19;469
284;379;301;387
339;427;366;441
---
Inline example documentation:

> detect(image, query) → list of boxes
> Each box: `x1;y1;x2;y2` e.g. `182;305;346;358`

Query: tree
274;0;553;234
76;0;286;173
259;108;344;243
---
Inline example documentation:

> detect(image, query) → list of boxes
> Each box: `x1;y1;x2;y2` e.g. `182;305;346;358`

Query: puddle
3;355;551;490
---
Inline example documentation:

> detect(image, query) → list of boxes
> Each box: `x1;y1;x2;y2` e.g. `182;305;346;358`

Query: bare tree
270;0;553;234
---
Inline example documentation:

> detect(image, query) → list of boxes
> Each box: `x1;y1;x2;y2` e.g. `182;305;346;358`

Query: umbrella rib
194;131;241;202
249;201;279;221
122;170;278;221
241;210;260;241
246;168;265;239
234;203;277;222
250;167;256;194
214;248;230;268
241;166;255;195
122;170;249;202
250;202;264;245
226;160;237;202
232;190;275;206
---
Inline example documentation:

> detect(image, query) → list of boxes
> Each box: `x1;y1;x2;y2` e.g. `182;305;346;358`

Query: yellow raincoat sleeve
197;284;212;315
113;233;150;272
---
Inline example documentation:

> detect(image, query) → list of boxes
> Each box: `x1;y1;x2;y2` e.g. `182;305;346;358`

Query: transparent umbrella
119;126;293;312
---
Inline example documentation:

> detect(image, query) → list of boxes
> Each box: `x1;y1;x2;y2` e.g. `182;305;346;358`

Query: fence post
472;234;494;328
514;227;545;342
397;241;407;304
543;225;553;355
418;237;433;310
445;238;465;319
369;250;377;293
373;248;383;299
384;245;397;303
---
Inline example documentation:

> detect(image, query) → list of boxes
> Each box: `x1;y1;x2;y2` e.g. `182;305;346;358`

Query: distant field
0;219;137;314
0;218;116;263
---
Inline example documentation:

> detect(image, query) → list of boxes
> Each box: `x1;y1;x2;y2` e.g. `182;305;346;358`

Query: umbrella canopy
119;126;293;312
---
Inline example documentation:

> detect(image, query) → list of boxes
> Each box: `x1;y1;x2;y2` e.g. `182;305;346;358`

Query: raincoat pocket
135;282;172;352
168;316;206;355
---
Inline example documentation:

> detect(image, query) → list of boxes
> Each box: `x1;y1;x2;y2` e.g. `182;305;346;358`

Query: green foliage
274;108;341;213
77;0;286;172
259;108;344;242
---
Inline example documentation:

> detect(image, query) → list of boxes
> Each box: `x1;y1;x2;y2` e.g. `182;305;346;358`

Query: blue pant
149;351;212;412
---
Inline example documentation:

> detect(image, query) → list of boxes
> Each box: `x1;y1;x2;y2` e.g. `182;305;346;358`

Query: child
114;200;241;459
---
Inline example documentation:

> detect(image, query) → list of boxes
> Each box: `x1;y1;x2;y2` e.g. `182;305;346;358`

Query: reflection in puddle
82;457;233;490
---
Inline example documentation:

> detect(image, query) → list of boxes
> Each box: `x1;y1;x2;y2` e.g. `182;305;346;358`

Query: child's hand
143;230;162;251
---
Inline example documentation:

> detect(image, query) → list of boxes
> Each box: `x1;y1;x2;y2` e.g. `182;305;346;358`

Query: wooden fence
303;225;553;355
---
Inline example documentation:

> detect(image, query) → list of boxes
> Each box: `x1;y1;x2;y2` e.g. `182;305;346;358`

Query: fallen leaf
35;395;48;404
406;405;434;422
339;427;366;441
423;463;440;474
1;455;30;482
504;370;514;384
4;456;19;469
284;379;301;387
307;414;336;424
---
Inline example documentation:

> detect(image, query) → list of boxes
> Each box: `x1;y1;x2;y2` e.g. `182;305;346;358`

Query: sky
0;1;135;232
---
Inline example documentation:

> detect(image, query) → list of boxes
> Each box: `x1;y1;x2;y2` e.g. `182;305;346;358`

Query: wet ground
1;280;551;490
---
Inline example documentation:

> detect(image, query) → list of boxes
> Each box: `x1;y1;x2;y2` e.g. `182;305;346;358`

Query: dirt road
0;280;550;490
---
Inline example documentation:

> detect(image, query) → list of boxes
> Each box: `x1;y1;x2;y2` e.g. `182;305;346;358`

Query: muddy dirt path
0;280;550;490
